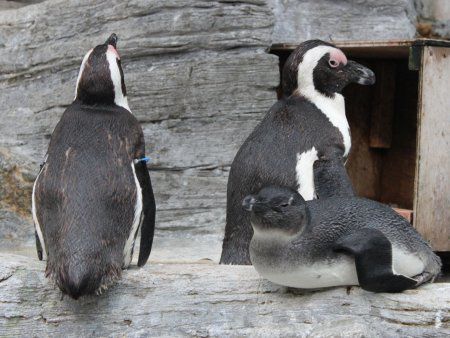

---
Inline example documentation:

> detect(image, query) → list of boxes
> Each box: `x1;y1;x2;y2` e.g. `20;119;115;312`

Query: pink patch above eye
329;49;347;67
108;45;120;59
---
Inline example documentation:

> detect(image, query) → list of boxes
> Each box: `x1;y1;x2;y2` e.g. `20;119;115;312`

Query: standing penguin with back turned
32;34;156;299
221;40;375;265
244;186;441;292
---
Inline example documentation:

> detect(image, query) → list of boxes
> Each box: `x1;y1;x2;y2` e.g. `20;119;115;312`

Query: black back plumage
35;103;143;297
33;34;156;298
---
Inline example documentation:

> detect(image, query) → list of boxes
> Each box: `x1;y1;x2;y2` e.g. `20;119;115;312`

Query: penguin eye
328;59;339;68
280;203;289;208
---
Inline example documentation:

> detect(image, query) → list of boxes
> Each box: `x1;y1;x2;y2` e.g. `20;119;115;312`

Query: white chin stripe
296;46;351;157
106;48;130;112
74;49;93;100
296;147;318;201
123;162;143;268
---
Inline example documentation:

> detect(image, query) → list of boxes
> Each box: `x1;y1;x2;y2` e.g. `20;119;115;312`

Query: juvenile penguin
32;34;156;299
221;40;375;264
245;186;441;293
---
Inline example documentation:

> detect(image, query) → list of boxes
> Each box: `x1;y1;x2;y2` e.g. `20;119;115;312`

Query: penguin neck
251;225;303;244
295;86;351;157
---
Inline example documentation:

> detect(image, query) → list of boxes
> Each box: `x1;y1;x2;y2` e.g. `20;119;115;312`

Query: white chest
307;92;351;157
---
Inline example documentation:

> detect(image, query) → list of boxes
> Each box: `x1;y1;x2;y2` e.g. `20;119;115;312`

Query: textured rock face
268;0;418;43
0;0;279;261
1;253;449;337
416;0;450;38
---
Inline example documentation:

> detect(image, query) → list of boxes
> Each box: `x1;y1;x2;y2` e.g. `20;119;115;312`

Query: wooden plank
414;46;450;251
393;208;413;223
271;40;412;58
1;253;449;337
270;39;450;59
369;61;396;148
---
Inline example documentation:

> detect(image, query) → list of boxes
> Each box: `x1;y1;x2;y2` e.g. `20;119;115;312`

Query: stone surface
416;0;450;38
0;0;279;260
268;0;418;44
0;253;449;337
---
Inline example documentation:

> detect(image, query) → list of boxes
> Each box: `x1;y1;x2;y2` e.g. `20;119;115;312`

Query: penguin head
75;33;129;110
282;40;375;98
243;186;309;236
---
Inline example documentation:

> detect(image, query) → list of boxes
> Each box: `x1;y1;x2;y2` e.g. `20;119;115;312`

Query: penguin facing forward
32;34;156;299
244;186;441;293
220;40;375;265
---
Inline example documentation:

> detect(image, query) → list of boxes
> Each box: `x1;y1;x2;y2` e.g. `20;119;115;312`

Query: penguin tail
420;251;443;285
46;260;121;299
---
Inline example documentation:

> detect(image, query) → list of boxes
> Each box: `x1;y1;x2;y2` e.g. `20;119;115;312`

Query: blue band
134;156;150;164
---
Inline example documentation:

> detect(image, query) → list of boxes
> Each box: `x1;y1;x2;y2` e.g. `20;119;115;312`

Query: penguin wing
333;228;417;293
134;160;156;267
31;163;47;261
313;156;354;198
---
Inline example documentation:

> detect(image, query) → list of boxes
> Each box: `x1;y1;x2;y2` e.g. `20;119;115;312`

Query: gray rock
268;0;418;43
0;253;449;337
416;0;450;38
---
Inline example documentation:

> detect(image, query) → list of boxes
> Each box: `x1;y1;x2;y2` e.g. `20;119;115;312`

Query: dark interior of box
272;49;418;211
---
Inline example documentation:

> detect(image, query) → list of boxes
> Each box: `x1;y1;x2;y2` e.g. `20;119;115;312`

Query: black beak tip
357;68;376;86
242;195;256;212
360;72;376;85
106;33;118;48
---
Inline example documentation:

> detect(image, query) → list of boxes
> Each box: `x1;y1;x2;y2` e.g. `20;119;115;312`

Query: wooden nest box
271;39;450;254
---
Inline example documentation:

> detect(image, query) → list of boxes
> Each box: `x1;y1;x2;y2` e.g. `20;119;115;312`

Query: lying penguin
244;186;441;293
32;34;156;299
221;40;375;264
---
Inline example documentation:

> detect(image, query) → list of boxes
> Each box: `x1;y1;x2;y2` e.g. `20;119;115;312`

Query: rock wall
416;0;450;38
268;0;450;43
268;0;418;43
0;0;279;261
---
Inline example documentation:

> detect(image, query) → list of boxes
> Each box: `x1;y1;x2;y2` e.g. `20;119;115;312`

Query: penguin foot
411;271;435;287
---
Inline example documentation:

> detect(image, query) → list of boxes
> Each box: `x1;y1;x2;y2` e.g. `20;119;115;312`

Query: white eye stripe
106;49;130;112
296;46;351;157
74;49;93;100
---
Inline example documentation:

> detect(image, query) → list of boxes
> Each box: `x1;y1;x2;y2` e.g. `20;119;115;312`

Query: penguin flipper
333;228;417;293
35;230;43;261
134;161;156;267
313;157;354;198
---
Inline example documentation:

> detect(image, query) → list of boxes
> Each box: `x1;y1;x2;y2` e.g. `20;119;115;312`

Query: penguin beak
242;195;256;211
344;60;375;85
106;33;118;49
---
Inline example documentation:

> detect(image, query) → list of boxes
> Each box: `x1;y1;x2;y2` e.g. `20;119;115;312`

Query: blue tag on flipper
133;156;150;164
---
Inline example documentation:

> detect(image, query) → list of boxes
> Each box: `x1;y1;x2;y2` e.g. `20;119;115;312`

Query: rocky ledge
0;253;448;337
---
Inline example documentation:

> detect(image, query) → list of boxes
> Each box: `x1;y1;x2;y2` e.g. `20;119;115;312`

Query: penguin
221;40;376;265
244;186;441;293
31;34;156;299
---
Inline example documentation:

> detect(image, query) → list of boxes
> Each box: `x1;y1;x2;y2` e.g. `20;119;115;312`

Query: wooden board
270;39;450;59
414;46;450;251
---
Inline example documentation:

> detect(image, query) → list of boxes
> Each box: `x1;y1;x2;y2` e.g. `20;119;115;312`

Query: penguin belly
253;256;359;289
